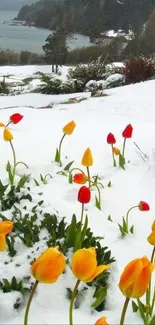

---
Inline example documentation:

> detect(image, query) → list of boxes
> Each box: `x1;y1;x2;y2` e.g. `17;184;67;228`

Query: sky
0;0;35;10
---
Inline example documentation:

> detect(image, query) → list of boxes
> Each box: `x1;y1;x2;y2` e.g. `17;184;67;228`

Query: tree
43;28;68;73
143;9;155;54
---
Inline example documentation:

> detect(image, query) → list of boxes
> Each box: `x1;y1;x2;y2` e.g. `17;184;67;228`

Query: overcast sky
0;0;35;10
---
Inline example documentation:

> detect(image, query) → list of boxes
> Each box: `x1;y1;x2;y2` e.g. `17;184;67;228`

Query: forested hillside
16;0;155;36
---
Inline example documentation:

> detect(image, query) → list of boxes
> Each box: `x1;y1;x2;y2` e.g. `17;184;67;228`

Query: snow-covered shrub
68;57;109;85
123;56;155;84
34;72;73;94
104;73;125;88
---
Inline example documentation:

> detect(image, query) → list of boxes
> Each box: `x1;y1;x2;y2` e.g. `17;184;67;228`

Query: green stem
24;280;39;325
146;247;155;321
9;140;16;185
112;144;116;167
120;297;130;325
5;121;12;128
80;203;84;231
151;285;155;315
58;134;66;167
69;279;80;325
122;138;126;158
126;205;139;231
151;246;155;263
86;166;91;188
15;161;28;168
137;298;147;324
95;183;101;210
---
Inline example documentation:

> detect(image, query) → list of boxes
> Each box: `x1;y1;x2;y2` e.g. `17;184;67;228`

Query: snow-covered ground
0;65;155;325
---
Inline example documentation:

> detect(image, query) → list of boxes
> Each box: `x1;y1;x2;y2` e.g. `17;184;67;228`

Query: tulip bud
122;124;133;138
62;120;76;135
10;113;23;124
107;133;116;144
3;128;13;141
0;122;5;127
95;316;110;325
31;247;65;284
139;201;150;211
0;221;13;235
152;219;155;231
73;173;87;184
113;147;120;155
119;256;154;298
81;148;93;166
71;248;109;282
78;186;91;204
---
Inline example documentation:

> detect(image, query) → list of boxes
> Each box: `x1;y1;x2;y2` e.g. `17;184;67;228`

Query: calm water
0;10;91;53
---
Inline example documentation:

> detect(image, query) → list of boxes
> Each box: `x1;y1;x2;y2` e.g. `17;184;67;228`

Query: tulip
147;230;155;246
119;256;154;298
63;120;76;135
71;247;109;282
0;234;6;251
10;113;23;125
113;147;120;155
69;248;109;325
31;247;65;283
107;133;116;167
122;124;133;139
95;316;110;325
119;256;154;325
78;186;91;204
73;173;88;184
0;221;13;235
81;148;93;186
3;128;13;141
152;219;155;231
107;133;116;144
24;247;65;325
55;120;76;166
0;122;5;127
139;201;150;211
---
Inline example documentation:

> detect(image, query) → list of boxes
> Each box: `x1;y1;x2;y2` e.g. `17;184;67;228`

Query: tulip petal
0;234;6;251
3;128;13;141
131;263;154;298
119;259;143;296
71;248;97;281
87;264;110;282
0;221;13;235
0;122;5;127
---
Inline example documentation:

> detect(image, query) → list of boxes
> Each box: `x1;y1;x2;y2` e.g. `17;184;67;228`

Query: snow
0;65;155;325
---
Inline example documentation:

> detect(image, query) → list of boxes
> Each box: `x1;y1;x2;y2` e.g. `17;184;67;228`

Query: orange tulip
81;148;93;167
0;221;13;235
95;316;110;325
0;234;6;251
31;247;65;284
71;248;109;282
148;230;155;246
73;173;88;184
0;122;5;127
119;256;154;298
3;128;13;141
113;147;120;155
63;120;76;135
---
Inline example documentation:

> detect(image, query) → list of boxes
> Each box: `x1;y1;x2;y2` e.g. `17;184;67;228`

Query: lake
0;10;91;53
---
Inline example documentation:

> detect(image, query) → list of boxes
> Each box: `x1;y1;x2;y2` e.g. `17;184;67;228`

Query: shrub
34;72;73;94
123;56;155;84
68;57;109;85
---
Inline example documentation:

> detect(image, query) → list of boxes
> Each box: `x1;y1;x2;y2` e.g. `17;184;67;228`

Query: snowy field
0;65;155;325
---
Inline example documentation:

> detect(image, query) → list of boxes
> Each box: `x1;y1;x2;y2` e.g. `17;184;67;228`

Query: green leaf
107;181;112;187
118;223;127;237
119;154;126;170
17;174;30;191
130;225;134;234
95;196;101;210
149;315;155;324
81;215;88;243
91;286;107;308
40;174;44;182
74;228;82;251
3;279;11;292
55;148;60;163
6;161;13;184
11;276;17;290
68;173;73;183
108;215;113;222
132;300;139;313
33;178;40;186
66;221;77;247
122;217;128;233
64;161;74;171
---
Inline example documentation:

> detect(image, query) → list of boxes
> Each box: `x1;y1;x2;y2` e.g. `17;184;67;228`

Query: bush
123;56;155;84
68;57;109;85
35;72;73;94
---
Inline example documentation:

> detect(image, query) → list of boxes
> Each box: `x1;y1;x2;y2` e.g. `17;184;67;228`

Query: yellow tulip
62;120;76;135
0;234;6;251
147;230;155;246
81;148;93;167
3;128;13;141
112;147;120;156
95;316;110;325
0;122;5;127
0;221;13;235
119;256;154;298
152;220;155;231
71;248;109;282
31;247;65;284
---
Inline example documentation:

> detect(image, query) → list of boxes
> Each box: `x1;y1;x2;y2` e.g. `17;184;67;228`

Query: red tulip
122;124;133;138
10;113;23;124
107;133;116;144
78;186;91;204
139;201;150;211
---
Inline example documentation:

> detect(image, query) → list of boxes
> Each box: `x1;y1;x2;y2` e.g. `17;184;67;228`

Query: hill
16;0;155;36
0;0;34;10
